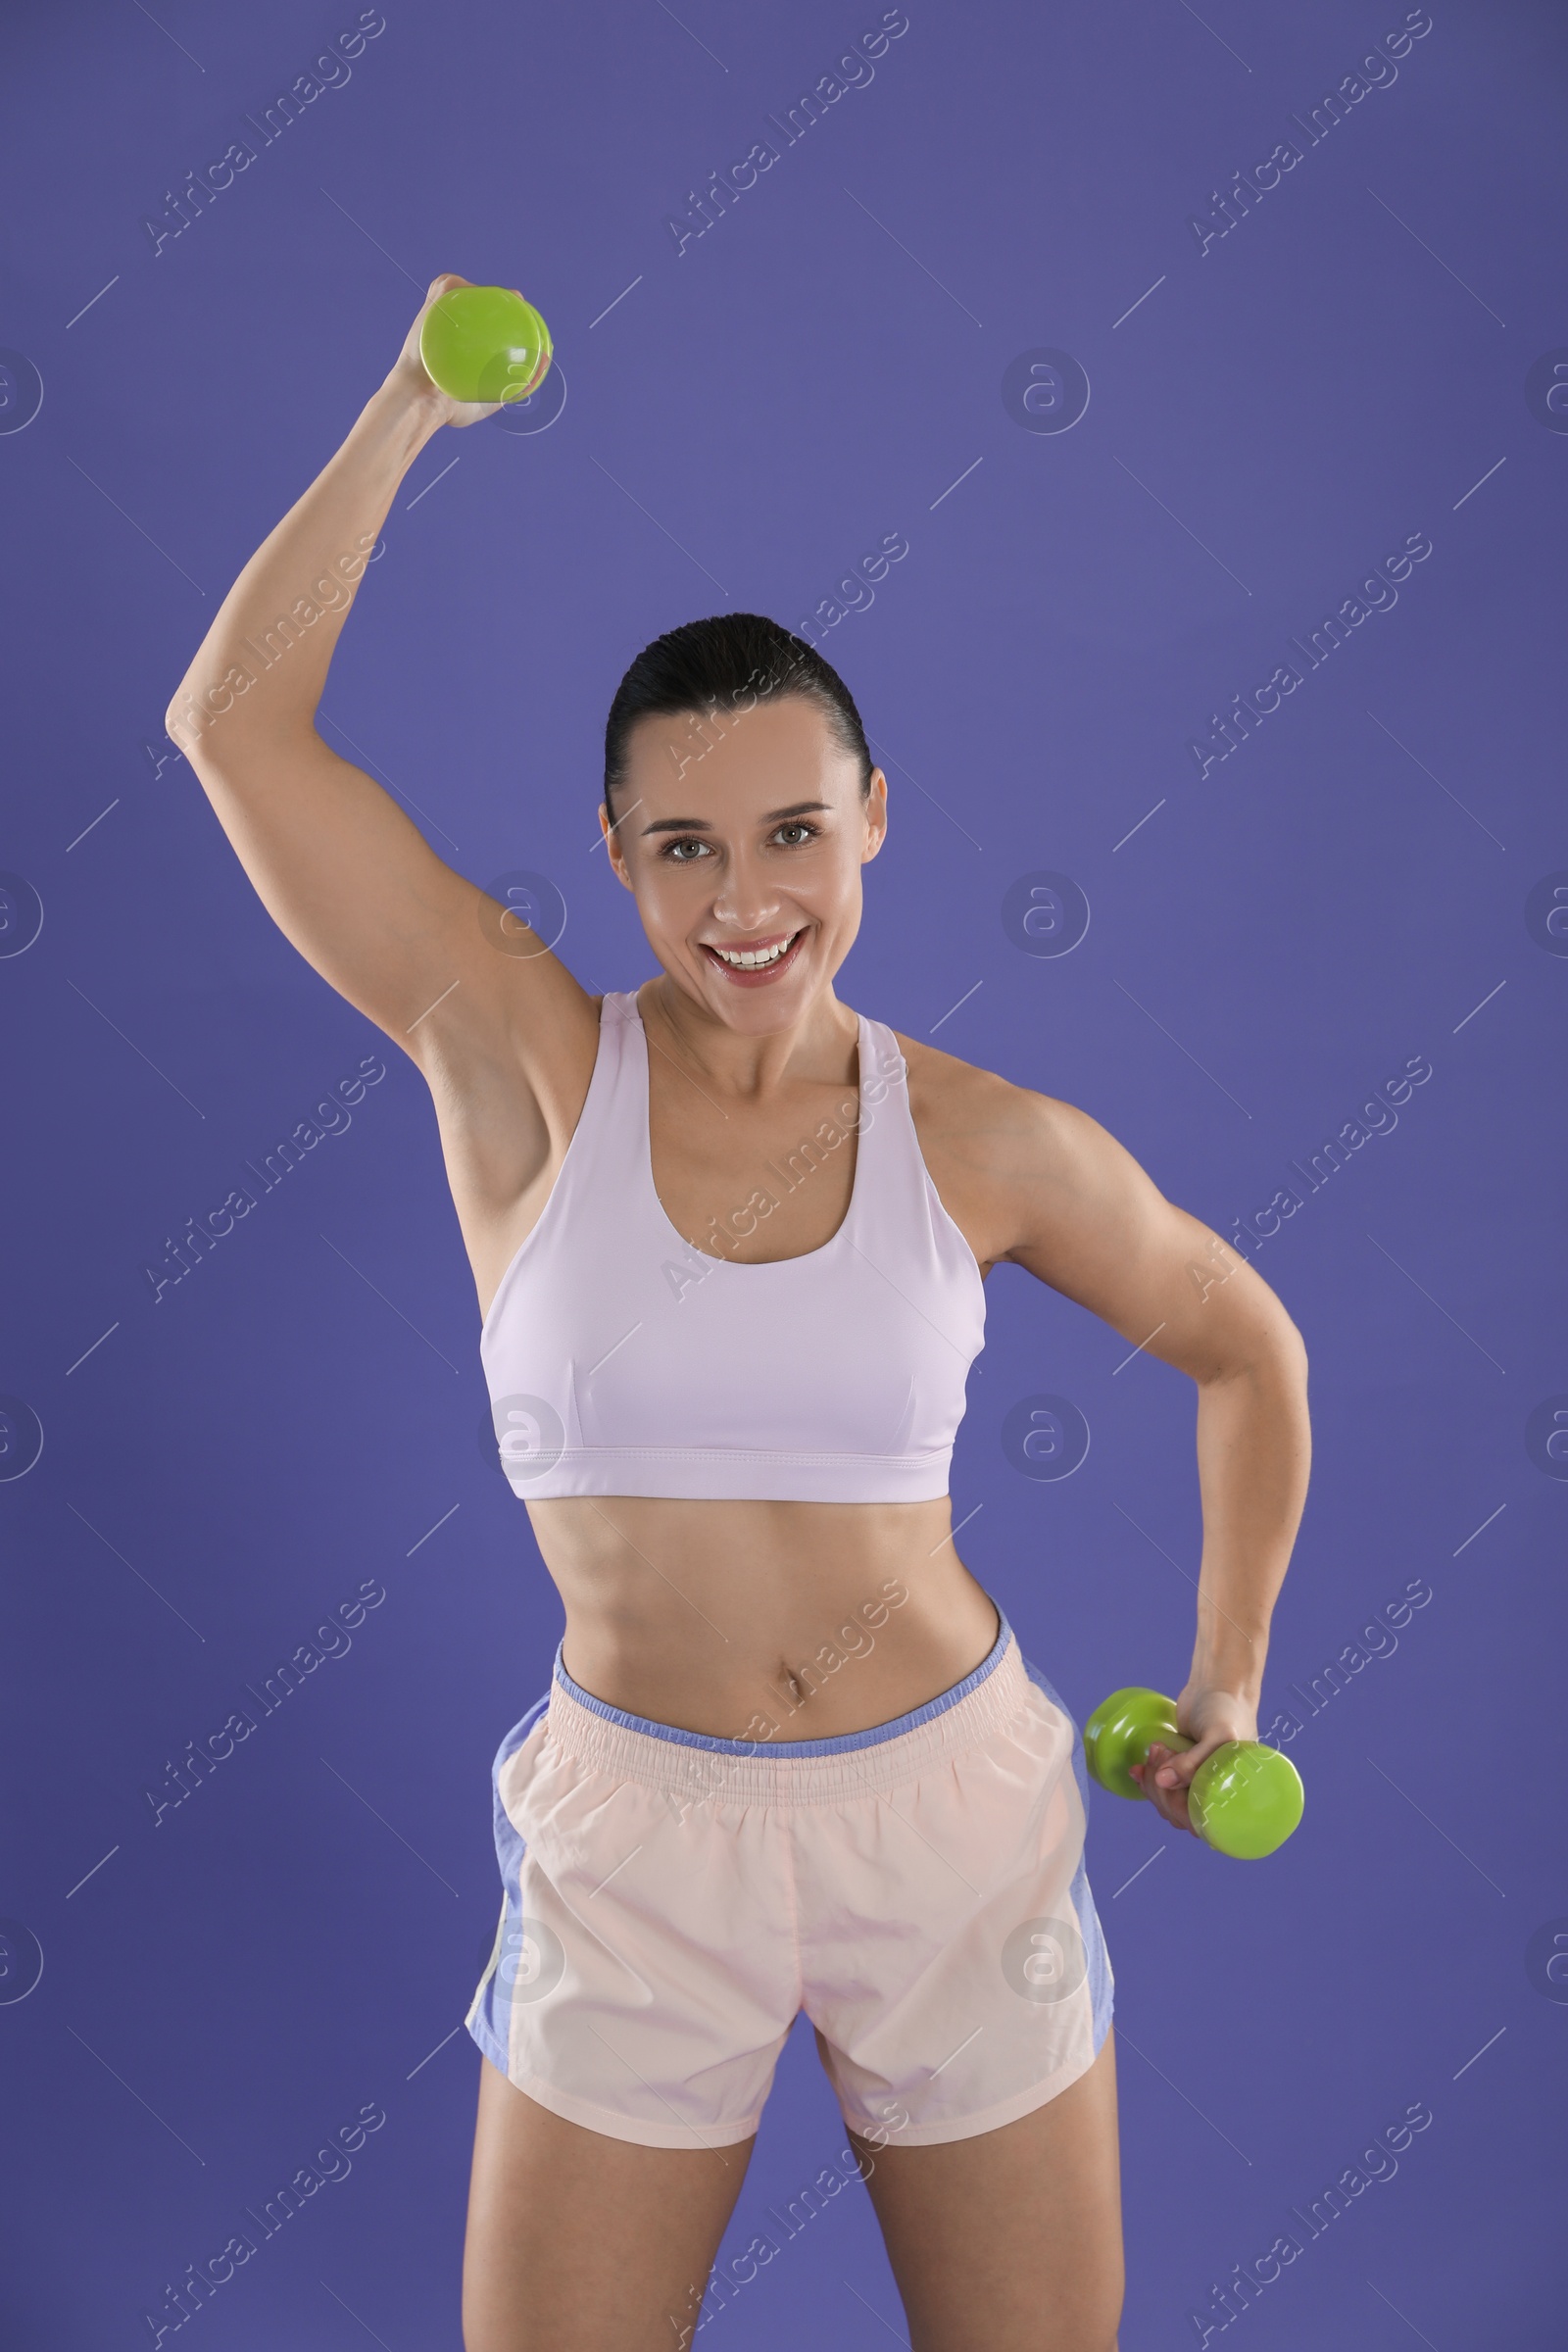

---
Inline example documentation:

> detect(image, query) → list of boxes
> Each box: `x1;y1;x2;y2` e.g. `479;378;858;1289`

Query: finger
1150;1738;1213;1791
1131;1752;1200;1836
1151;1773;1200;1837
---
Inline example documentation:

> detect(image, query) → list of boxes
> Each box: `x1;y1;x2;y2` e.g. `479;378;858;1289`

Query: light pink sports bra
480;991;986;1502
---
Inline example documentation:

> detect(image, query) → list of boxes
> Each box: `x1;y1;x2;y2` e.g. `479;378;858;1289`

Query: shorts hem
839;2015;1113;2149
465;2015;761;2150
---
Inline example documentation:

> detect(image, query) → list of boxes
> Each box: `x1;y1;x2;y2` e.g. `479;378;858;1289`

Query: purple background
2;1;1565;2343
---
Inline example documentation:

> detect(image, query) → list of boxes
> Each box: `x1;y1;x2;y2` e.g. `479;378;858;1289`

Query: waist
528;1493;999;1740
545;1606;1022;1805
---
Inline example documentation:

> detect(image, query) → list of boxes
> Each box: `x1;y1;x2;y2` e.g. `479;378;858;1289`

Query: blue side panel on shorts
1065;1850;1115;2051
1020;1653;1115;2051
466;1688;552;2076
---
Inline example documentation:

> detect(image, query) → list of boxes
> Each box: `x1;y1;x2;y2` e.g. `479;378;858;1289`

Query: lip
698;928;808;987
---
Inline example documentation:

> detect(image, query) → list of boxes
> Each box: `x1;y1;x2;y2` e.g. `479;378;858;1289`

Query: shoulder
882;1029;1116;1263
891;1029;1084;1167
882;1027;1169;1275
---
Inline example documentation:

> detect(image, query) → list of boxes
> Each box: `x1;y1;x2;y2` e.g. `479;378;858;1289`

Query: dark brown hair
603;612;873;816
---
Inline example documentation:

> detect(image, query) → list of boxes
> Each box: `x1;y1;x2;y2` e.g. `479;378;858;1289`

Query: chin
704;971;815;1028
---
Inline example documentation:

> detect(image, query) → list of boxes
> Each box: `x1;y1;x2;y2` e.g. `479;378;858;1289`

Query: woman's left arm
939;1069;1311;1838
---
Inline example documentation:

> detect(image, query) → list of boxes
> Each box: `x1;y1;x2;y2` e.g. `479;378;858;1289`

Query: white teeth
712;936;794;968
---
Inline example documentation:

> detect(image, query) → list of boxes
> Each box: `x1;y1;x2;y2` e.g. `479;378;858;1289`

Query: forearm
167;372;444;761
1187;1339;1310;1705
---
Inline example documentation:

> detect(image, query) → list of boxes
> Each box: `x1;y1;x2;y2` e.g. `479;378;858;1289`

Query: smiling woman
599;616;881;1027
165;271;1310;2352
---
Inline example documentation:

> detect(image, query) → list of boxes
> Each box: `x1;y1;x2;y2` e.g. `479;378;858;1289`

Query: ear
599;801;636;892
861;769;889;863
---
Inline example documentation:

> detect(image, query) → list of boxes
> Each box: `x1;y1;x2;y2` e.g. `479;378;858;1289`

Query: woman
168;274;1310;2352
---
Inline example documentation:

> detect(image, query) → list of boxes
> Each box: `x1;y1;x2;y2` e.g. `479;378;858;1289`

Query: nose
711;846;781;934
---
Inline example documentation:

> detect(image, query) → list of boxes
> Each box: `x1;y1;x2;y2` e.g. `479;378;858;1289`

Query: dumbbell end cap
1084;1686;1183;1801
1189;1742;1304;1859
418;285;553;407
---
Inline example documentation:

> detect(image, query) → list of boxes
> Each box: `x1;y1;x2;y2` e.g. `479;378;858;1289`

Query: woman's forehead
622;696;861;814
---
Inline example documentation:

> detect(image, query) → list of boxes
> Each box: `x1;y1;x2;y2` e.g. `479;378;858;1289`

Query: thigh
847;2028;1123;2352
463;2055;756;2352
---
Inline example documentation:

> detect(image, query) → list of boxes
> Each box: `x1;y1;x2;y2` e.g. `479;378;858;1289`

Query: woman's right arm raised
165;273;596;1121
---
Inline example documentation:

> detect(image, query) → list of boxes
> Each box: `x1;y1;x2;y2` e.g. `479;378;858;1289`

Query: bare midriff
525;1494;1003;1741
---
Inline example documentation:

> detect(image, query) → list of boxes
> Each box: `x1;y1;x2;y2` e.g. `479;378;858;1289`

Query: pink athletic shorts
466;1608;1113;2149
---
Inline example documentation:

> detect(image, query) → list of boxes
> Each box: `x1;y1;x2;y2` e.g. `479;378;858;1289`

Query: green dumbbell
1084;1686;1303;1860
418;284;553;407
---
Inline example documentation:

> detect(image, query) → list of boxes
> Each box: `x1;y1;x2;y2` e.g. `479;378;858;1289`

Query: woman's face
602;694;888;1033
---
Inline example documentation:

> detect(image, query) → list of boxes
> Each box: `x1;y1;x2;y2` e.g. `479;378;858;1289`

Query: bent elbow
166;652;259;754
164;684;203;758
1206;1313;1307;1392
1281;1316;1308;1384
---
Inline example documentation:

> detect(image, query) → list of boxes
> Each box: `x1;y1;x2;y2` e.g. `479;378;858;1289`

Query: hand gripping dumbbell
1084;1687;1303;1859
418;284;553;407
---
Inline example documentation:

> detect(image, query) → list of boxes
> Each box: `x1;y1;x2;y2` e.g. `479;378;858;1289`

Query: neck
637;975;858;1100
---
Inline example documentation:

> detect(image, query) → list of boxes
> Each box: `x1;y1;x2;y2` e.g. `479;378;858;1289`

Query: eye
663;837;712;862
771;820;819;848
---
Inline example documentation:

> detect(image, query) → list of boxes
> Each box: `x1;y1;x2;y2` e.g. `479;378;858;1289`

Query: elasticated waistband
543;1610;1032;1807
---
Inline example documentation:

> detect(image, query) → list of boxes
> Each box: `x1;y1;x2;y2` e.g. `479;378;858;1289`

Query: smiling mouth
699;929;807;983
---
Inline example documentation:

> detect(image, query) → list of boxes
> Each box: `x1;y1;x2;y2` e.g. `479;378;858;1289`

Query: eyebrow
640;800;832;836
